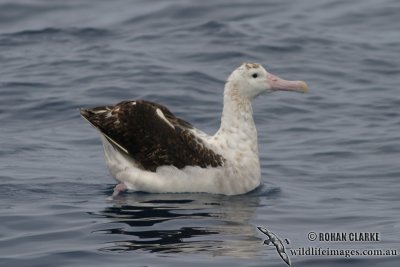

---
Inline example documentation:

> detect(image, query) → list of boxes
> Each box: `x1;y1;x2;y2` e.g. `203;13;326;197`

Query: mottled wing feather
175;126;224;167
79;106;129;154
80;100;224;172
145;101;193;129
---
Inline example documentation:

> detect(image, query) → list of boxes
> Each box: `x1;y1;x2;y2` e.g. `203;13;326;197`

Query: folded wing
80;100;224;172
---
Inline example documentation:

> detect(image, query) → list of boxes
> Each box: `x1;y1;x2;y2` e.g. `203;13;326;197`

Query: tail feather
79;107;129;155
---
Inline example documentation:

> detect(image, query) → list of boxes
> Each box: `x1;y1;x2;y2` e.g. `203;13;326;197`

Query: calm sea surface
1;0;399;266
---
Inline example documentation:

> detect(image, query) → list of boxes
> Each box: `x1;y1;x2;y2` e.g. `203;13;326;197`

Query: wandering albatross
80;63;308;196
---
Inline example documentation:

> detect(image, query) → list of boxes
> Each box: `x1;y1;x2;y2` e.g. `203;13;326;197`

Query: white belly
100;136;260;195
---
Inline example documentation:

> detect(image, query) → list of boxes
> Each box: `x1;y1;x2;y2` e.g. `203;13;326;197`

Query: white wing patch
93;110;107;114
156;108;175;129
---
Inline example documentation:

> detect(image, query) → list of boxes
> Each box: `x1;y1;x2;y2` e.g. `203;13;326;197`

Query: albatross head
227;63;308;100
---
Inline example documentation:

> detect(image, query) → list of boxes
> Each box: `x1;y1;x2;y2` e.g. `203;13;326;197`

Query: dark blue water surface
1;0;399;266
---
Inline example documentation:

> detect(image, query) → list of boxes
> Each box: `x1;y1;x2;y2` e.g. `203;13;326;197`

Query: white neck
215;81;258;155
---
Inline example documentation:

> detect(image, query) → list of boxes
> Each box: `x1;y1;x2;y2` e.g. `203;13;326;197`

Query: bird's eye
252;73;258;78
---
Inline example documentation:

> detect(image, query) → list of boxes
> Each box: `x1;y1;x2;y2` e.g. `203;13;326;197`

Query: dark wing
80;100;224;172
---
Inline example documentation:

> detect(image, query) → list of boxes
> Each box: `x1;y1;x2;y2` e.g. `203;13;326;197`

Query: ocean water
1;0;399;266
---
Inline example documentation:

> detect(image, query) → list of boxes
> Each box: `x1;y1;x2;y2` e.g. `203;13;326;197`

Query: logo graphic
257;226;291;266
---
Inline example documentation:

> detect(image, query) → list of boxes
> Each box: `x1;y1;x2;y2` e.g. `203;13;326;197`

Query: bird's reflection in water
94;186;280;257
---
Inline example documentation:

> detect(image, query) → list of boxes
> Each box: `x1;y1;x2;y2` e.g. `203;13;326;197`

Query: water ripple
1;0;400;266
